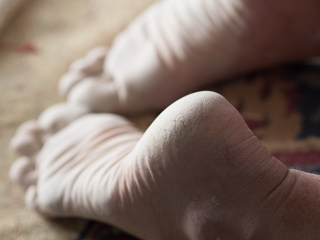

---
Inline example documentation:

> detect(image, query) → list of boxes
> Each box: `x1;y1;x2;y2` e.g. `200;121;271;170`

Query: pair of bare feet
9;0;320;239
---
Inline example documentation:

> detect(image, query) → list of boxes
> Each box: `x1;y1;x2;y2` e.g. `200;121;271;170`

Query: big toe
25;185;54;217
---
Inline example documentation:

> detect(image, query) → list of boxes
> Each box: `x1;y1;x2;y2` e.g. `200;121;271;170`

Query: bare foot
10;91;320;239
59;0;320;114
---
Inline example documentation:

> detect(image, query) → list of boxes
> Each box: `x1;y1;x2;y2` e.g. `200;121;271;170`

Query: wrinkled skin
9;0;320;239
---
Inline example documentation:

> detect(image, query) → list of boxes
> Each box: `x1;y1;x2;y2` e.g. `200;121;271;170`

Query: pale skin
9;0;320;239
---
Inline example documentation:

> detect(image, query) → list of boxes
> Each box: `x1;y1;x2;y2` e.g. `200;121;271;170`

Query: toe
9;156;37;188
70;46;109;74
86;46;109;61
59;71;88;97
67;78;119;112
38;102;90;134
25;186;41;214
25;185;56;218
59;46;109;97
86;46;109;73
69;58;99;74
16;120;41;135
10;121;43;156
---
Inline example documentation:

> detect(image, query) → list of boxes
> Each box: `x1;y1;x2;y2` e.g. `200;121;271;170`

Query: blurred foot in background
59;0;320;113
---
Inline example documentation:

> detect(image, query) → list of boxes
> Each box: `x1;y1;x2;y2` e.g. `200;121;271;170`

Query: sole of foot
10;91;320;239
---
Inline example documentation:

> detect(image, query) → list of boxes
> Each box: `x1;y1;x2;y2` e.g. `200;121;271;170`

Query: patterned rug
75;61;320;239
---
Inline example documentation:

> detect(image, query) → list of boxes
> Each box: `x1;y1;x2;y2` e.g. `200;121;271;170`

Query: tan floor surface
0;0;156;239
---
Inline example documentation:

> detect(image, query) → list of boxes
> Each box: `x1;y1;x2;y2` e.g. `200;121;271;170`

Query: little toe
9;156;37;188
38;102;90;135
10;121;43;156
